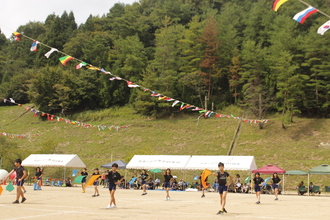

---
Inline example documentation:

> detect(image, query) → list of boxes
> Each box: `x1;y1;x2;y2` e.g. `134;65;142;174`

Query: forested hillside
1;0;330;125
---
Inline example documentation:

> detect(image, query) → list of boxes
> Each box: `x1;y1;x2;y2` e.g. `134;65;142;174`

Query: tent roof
126;155;191;170
22;154;86;168
184;155;257;171
285;170;308;175
308;164;330;174
252;165;286;174
101;160;127;169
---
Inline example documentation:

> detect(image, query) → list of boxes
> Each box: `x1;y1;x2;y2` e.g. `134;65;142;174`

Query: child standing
106;163;123;209
253;172;264;204
163;168;173;200
81;168;88;193
214;162;233;215
35;167;43;190
272;172;281;200
199;172;208;198
140;169;149;196
3;159;27;203
92;168;100;197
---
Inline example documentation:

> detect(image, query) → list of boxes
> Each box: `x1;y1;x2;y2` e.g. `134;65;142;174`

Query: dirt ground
0;185;329;220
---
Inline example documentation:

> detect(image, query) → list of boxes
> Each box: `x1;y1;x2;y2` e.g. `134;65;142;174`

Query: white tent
126;155;191;170
22;154;86;168
185;155;257;171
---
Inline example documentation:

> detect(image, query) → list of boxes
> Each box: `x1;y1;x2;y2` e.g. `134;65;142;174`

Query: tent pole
282;174;285;195
308;174;310;196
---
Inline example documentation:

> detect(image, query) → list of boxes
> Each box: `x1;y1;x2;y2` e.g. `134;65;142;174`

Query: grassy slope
1;105;330;190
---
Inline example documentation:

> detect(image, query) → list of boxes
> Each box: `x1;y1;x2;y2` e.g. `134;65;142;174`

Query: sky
0;0;137;38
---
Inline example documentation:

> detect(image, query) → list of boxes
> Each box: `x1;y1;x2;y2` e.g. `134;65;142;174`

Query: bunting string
2;23;269;124
1;97;131;131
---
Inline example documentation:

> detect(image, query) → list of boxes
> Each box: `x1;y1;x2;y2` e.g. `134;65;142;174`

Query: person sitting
242;183;249;193
235;180;242;193
178;179;186;191
147;178;154;190
213;179;219;192
65;177;72;187
154;178;160;189
171;178;178;190
297;181;307;195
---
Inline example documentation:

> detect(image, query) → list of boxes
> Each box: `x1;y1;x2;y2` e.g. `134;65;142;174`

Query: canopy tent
184;155;257;171
308;164;330;196
22;154;86;167
284;170;308;194
308;164;330;174
252;165;286;194
22;154;86;180
126;155;191;170
285;170;308;175
252;165;286;174
101;160;127;169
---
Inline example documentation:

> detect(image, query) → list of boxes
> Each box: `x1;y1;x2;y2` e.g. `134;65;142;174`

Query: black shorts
16;179;25;186
109;183;116;191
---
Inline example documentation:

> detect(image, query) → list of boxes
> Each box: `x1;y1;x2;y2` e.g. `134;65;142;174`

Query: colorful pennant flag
0;185;3;195
201;169;212;189
109;77;122;81
272;0;290;12
30;41;39;51
44;48;58;58
172;100;180;107
13;32;21;41
59;56;74;65
87;65;100;71
293;6;318;24
127;81;139;88
317;20;330;35
76;62;87;69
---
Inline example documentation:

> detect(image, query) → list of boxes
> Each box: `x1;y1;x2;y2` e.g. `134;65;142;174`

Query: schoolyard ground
0;186;329;220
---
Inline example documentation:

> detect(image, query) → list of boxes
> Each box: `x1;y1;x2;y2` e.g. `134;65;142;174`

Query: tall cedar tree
199;16;220;102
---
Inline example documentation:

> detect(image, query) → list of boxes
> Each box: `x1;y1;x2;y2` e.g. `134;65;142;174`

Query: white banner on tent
185;155;257;171
126;155;191;170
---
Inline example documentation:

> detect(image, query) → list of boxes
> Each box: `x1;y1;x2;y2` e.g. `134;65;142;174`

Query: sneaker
106;204;112;209
82;190;85;193
256;201;260;204
21;198;26;203
142;192;147;195
97;194;100;196
92;195;96;197
111;205;116;208
223;208;227;213
165;197;168;201
12;200;19;204
24;191;26;193
217;210;224;215
167;197;170;200
201;195;205;198
275;198;278;200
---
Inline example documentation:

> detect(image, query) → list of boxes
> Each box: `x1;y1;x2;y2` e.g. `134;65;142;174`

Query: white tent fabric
22;154;86;168
185;155;257;171
126;155;191;170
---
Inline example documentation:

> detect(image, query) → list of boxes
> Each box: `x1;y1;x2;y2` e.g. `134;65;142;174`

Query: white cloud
0;0;137;38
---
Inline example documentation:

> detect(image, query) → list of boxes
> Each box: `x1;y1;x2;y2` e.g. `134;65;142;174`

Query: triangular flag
59;56;74;65
30;41;39;51
76;62;87;69
6;182;14;192
87;65;100;71
317;20;330;35
293;6;318;24
13;32;21;41
172;100;180;107
127;81;140;88
44;48;58;58
201;169;212;189
86;175;101;186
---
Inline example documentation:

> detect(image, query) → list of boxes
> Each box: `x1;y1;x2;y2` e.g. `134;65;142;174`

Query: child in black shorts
81;168;88;193
253;172;264;204
163;168;173;200
92;168;100;197
214;162;233;215
106;163;123;209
